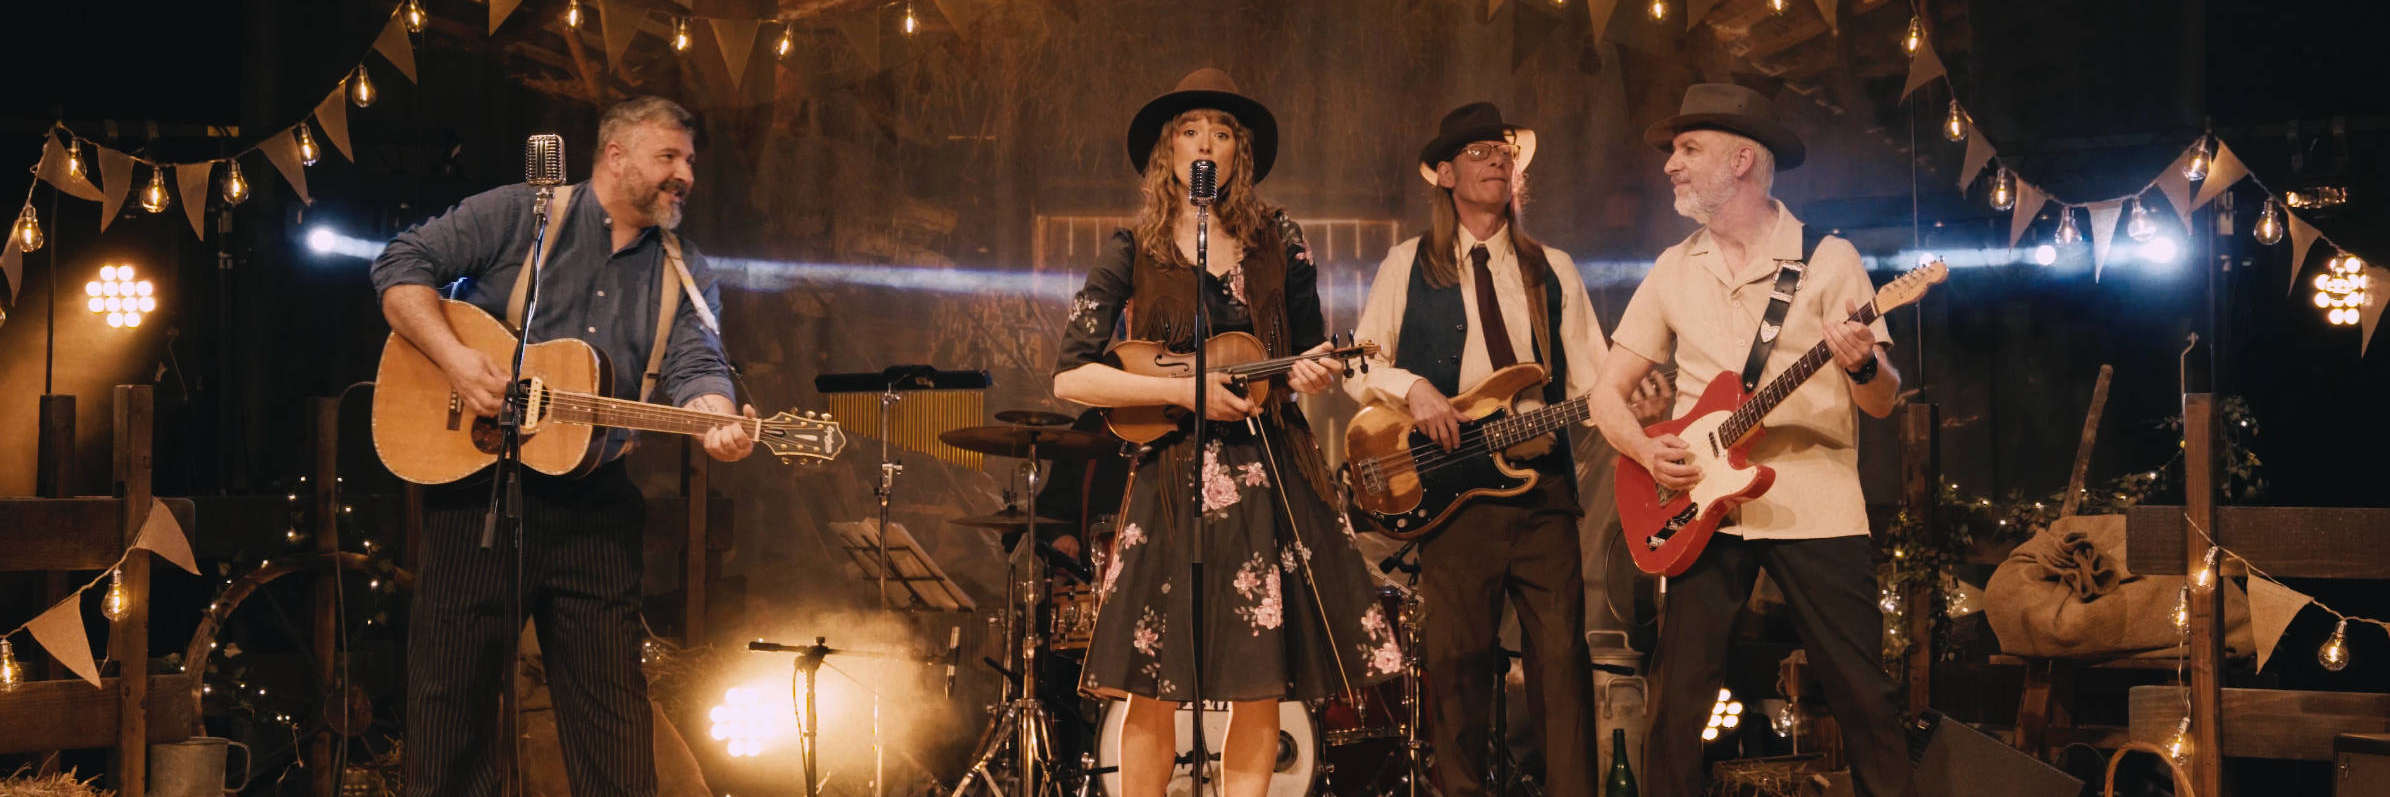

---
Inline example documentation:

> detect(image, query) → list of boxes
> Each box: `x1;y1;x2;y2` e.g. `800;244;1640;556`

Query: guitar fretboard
1481;393;1596;450
1716;302;1882;445
533;391;761;438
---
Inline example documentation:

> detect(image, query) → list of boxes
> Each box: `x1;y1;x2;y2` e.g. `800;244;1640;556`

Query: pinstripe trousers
406;460;657;797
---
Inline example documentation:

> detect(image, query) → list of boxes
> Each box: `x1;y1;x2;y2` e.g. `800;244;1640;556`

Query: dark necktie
1470;244;1519;368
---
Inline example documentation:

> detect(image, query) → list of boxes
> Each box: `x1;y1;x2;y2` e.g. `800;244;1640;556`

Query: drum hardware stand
951;435;1062;797
1485;646;1542;797
749;637;947;797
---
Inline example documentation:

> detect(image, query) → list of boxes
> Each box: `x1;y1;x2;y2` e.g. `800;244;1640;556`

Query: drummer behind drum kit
932;411;1438;797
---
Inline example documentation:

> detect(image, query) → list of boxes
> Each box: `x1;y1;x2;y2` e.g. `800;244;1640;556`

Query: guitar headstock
758;409;848;464
1874;258;1949;314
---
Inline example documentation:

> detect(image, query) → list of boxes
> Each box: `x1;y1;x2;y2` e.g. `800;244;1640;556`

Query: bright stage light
709;682;803;758
87;263;155;329
2033;245;2059;267
2139;236;2182;267
305;226;385;260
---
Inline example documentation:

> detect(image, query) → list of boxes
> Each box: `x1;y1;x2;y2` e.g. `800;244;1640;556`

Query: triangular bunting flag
2191;141;2247;211
374;12;418;83
490;0;524;34
2008;180;2046;249
832;9;881;71
932;0;977;38
316;85;353;162
26;598;100;686
38;137;104;201
2286;212;2321;295
709;18;762;92
2087;200;2123;281
2364;263;2388;357
1586;0;1620;42
2154;147;2194;221
176;162;211;239
1487;0;1505;18
1956;123;1995;191
261;129;312;205
1512;0;1559;72
1813;0;1837;34
133;497;199;575
2243;576;2312;672
97;146;133;232
1902;39;1946;101
3;240;20;300
601;0;641;73
1687;0;1722;30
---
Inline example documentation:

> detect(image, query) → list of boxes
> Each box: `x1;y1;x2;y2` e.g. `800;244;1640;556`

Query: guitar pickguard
1369;409;1535;536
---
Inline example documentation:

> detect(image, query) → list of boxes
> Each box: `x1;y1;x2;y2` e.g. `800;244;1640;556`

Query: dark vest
1392;235;1573;475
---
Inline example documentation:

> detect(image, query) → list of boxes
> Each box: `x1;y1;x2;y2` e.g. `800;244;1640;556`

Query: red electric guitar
1616;260;1947;576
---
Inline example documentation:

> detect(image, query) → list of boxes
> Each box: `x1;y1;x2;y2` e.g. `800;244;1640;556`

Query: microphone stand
485;179;559;797
1185;165;1213;797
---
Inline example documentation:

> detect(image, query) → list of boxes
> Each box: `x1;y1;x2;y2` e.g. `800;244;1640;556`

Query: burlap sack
1984;514;2252;659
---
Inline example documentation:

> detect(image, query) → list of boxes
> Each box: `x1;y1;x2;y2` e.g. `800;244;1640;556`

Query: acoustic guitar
1616;260;1946;576
1102;332;1377;444
372;299;846;485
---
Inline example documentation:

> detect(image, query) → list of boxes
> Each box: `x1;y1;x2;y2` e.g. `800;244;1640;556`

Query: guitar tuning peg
821;412;833;421
804;411;816;418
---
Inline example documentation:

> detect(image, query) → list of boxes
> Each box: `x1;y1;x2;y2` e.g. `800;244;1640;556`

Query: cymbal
939;425;1119;460
993;409;1077;427
948;506;1075;531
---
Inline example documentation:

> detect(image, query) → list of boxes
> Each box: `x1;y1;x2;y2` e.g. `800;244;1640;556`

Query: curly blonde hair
1131;109;1278;267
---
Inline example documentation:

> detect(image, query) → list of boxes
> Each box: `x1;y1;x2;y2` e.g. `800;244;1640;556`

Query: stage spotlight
304;225;385;260
87;263;154;329
2139;236;2182;267
1703;688;1742;741
708;682;802;758
2032;244;2059;267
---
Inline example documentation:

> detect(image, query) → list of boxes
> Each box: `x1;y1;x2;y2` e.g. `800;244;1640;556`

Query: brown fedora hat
1416;102;1538;186
1125;68;1279;182
1643;83;1806;169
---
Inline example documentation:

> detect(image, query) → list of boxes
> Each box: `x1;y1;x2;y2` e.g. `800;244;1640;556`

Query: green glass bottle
1605;727;1639;797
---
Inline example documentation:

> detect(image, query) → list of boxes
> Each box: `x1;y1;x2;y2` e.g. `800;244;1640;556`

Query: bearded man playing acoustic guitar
1584;83;1911;797
369;96;750;797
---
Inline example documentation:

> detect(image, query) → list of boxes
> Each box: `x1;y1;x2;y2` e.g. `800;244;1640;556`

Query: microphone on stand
1188;159;1218;207
526;133;566;186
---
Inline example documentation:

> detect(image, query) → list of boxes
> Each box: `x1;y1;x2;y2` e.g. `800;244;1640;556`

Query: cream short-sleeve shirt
1609;200;1890;540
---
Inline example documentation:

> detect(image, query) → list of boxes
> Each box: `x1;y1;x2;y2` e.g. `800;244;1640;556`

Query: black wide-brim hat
1417;102;1538;185
1125;68;1278;183
1643;82;1806;169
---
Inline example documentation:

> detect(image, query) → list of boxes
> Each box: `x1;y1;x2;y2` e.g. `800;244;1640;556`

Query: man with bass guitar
1584;84;1910;797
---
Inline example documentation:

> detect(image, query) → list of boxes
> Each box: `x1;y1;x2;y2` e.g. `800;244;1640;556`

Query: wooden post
2058;365;2113;518
38;395;75;497
683;440;709;643
2182;394;2224;796
110;385;153;797
1899;402;1938;714
311;398;340;797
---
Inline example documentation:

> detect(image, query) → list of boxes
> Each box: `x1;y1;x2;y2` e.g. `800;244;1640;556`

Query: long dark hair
1420;169;1540;290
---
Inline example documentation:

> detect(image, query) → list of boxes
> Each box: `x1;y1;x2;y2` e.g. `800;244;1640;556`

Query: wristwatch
1846;356;1880;385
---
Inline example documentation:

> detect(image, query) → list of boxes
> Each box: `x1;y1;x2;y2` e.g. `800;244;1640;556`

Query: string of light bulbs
0;545;142;692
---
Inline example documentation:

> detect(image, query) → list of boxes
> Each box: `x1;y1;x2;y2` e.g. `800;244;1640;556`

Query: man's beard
1671;167;1736;225
634;177;690;230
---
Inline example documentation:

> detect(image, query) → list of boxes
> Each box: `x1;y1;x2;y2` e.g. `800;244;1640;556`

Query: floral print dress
1057;233;1401;704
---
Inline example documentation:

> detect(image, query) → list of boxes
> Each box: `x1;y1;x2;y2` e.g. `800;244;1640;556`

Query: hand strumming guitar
1405;380;1464;451
437;346;511;418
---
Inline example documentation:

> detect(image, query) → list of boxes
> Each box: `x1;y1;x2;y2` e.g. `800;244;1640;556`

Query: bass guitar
1616;260;1946;576
1103;332;1377;444
1344;363;1586;539
371;299;847;484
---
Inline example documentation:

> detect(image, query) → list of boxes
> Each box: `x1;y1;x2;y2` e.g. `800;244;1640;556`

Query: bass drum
1096;700;1314;797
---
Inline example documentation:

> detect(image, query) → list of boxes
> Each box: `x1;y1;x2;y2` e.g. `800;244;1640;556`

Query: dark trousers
1646;534;1908;797
1418;477;1598;797
406;461;656;797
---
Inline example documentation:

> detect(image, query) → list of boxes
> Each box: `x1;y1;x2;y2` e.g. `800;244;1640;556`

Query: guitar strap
1737;225;1829;393
506;184;576;332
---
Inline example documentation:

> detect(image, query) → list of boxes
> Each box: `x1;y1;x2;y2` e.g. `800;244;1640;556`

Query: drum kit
932;411;1439;797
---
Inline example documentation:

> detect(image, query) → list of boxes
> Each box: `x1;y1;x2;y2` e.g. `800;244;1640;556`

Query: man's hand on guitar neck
686;393;757;462
1404;380;1464;451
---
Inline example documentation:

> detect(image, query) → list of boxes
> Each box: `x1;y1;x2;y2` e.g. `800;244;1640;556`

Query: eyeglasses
1459;142;1521;162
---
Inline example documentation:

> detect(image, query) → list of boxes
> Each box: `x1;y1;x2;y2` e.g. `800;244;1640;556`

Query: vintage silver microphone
1188;158;1218;207
526;133;566;213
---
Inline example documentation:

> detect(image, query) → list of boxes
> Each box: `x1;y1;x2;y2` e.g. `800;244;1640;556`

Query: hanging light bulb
1902;16;1924;55
2252;199;2284;245
102;569;130;621
2126;196;2159;243
1768;0;1787;13
2165;716;2192;764
296;123;321;166
12;204;42;252
2318;619;2351;671
64;137;85;180
673;17;692;51
350;66;377;108
1649;0;1667;20
2053;206;2080;245
0;638;20;692
903;2;918;34
140;163;172;214
2184;138;2210;183
1989;168;2015;211
2190;545;2218;591
775;23;794;58
566;0;583;28
403;0;426;33
221;160;249;206
2172;586;2190;632
1942;100;1967;143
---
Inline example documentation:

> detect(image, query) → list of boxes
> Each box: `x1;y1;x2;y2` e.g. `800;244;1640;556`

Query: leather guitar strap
1737;225;1829;392
506;184;576;332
